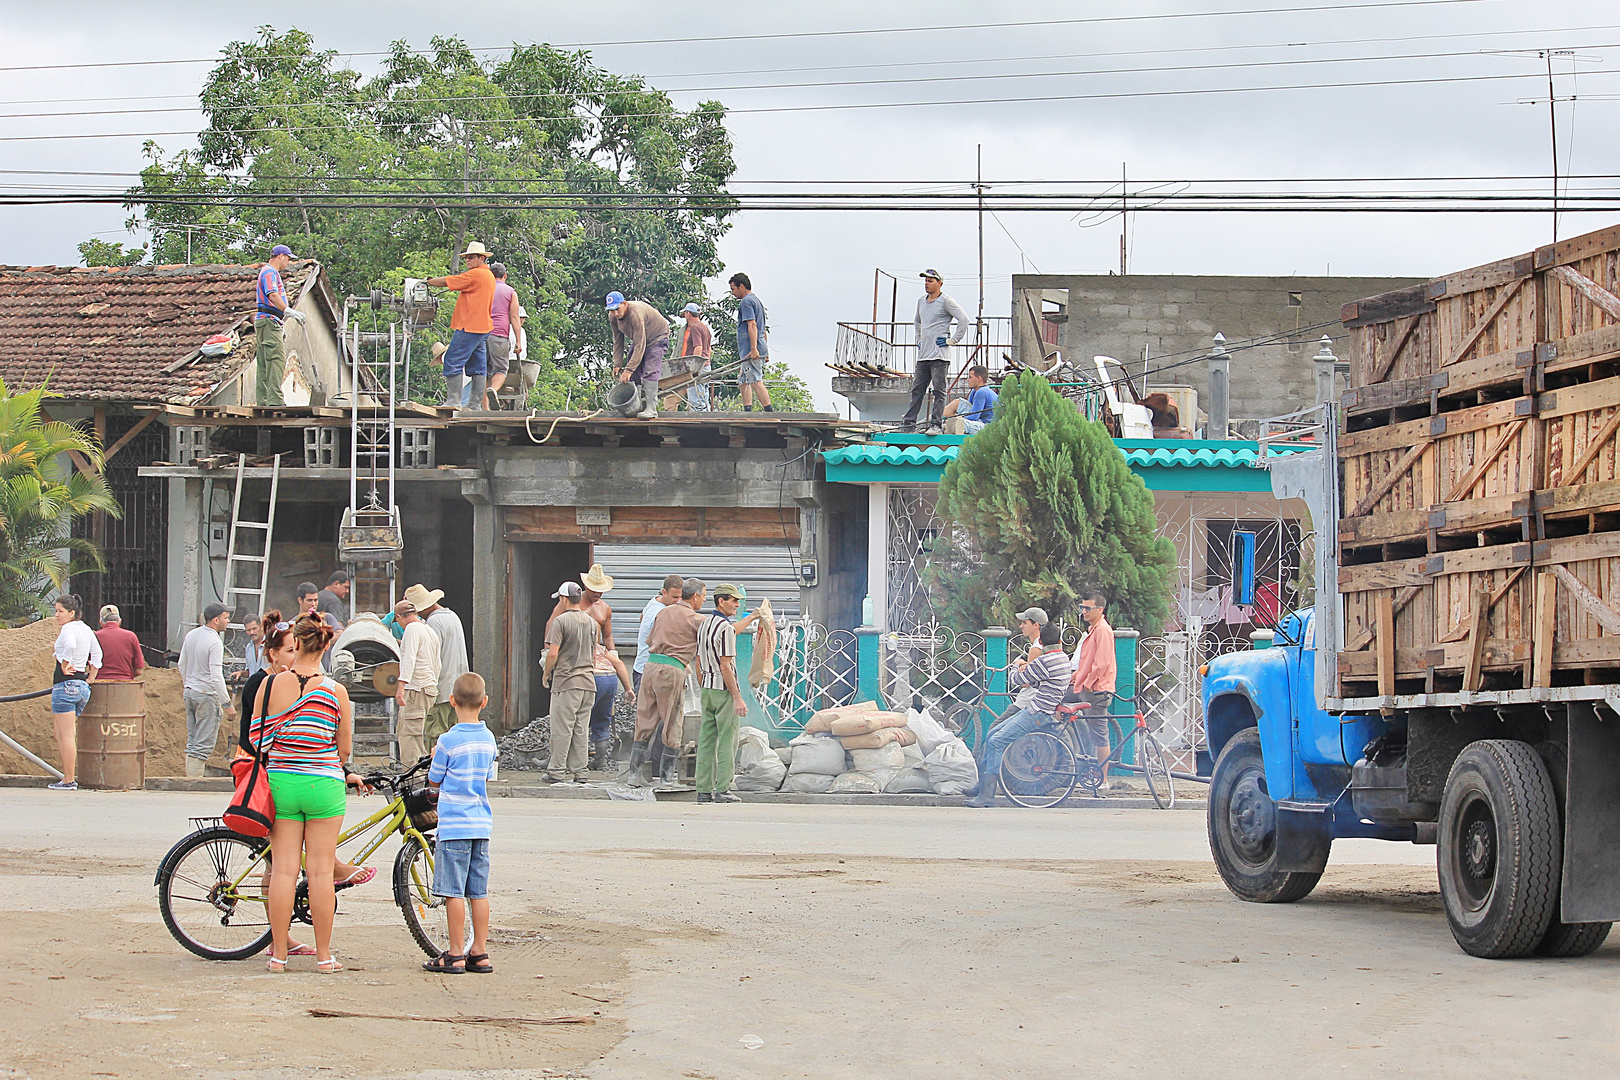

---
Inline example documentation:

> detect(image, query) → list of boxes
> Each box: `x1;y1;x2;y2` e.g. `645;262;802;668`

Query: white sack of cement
829;769;890;794
782;771;836;794
603;782;658;801
906;707;955;757
901;741;925;768
775;745;792;766
734;725;787;792
847;743;907;773
885;766;933;794
786;733;846;776
924;738;979;795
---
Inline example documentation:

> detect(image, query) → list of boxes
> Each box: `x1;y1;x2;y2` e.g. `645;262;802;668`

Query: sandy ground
0;791;1615;1079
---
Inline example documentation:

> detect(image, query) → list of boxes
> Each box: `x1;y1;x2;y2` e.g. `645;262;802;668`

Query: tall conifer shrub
931;372;1175;631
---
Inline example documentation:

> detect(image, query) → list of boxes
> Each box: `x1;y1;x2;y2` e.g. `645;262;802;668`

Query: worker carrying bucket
607;291;671;420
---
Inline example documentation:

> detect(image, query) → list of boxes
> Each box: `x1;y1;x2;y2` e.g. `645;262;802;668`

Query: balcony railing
833;317;1013;382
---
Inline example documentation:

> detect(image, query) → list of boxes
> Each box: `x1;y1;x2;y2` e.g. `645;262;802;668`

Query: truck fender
1206;683;1297;801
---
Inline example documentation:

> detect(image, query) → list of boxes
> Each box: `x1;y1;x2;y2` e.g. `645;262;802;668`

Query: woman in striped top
252;613;368;973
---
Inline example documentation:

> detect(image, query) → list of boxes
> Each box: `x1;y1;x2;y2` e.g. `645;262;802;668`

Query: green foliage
0;380;122;621
95;26;740;403
77;238;145;267
930;373;1175;633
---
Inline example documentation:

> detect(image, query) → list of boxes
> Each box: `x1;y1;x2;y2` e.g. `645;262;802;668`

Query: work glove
935;336;948;347
287;310;307;324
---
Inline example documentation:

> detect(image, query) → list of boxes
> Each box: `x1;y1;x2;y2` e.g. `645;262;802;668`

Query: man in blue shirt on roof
945;364;997;434
254;244;305;406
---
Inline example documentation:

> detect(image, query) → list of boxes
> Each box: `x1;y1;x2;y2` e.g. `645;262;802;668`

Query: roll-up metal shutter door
590;544;802;654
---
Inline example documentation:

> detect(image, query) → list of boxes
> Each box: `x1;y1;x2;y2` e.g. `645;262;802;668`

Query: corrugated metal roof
589;544;803;651
821;443;959;467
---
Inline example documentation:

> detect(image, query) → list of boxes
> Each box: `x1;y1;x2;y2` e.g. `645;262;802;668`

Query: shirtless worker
607;291;672;420
545;563;632;770
624;577;706;787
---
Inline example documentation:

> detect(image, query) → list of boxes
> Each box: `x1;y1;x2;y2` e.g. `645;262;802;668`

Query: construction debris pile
742;701;979;796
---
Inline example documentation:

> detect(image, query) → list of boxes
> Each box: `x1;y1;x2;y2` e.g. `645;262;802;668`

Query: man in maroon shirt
94;605;145;681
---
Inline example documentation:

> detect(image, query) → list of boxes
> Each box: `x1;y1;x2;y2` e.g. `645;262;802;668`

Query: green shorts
268;772;347;821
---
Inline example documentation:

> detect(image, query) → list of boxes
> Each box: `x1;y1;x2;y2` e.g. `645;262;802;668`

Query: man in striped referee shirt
694;584;755;804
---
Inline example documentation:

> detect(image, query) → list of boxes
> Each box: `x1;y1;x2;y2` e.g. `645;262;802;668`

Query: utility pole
1120;162;1128;277
976;144;985;330
1546;50;1559;244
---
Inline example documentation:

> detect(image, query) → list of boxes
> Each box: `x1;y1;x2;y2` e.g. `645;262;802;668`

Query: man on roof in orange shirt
427;241;496;409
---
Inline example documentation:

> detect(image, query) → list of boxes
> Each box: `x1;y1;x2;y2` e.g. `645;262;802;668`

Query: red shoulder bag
224;673;279;837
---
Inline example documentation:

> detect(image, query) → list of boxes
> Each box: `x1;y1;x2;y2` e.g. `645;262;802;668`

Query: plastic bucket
604;380;640;416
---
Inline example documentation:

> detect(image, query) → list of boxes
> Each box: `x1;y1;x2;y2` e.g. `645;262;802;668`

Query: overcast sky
3;0;1616;409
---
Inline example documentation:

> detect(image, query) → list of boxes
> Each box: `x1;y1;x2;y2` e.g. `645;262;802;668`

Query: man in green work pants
694;583;752;804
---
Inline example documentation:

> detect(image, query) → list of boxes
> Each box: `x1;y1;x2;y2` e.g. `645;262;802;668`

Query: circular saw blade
372;661;401;697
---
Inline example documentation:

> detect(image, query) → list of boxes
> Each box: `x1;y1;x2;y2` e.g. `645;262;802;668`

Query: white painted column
867;482;889;630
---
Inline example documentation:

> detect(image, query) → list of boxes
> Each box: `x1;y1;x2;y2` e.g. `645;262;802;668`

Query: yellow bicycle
155;759;467;960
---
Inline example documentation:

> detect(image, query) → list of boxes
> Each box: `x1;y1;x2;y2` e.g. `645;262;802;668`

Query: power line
10;40;1620;121
3;67;1612;143
0;1;1492;73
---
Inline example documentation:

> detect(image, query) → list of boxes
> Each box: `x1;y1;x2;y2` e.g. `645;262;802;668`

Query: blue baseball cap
271;244;294;258
681;302;702;315
605;291;625;310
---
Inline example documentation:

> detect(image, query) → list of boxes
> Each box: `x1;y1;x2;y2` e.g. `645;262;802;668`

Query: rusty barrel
76;680;146;790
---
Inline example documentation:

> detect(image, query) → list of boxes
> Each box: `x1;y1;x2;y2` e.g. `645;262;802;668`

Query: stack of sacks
733;725;788;792
805;700;878;734
830;708;913;793
908;706;978;795
783;731;847;793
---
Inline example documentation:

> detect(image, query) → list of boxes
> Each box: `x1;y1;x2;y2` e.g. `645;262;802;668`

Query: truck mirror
1232;530;1257;607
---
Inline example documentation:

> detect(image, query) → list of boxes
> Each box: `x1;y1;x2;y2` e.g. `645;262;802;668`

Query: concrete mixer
330;614;401;702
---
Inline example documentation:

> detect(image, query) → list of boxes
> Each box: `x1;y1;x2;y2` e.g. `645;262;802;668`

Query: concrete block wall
1012;274;1424;425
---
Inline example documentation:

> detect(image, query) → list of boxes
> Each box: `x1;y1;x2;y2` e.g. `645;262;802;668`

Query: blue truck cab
1201;608;1417;904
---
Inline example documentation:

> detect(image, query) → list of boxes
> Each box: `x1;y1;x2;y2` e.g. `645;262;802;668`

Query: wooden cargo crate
1338;395;1537;553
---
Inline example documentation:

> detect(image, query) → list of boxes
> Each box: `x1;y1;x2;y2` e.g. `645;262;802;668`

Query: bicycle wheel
157;826;273;960
1138;732;1177;810
394;834;473;958
1000;731;1077;808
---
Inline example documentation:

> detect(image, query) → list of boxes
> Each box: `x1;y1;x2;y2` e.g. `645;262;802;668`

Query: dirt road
0;791;1612;1079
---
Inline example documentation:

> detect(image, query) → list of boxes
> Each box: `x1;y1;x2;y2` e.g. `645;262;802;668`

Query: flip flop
287;942;317;957
335;866;376;890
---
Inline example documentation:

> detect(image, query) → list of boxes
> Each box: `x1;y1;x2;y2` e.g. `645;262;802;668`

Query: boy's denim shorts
50;679;91;715
432;837;490;900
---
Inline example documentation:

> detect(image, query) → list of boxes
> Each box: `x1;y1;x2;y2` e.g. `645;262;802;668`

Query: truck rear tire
1438;740;1560;958
1208;728;1323;904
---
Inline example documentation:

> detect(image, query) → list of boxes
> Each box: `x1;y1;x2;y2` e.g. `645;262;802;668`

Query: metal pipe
0;724;64;779
350;317;359;513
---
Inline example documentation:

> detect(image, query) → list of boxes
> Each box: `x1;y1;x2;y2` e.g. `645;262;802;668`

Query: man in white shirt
179;603;237;778
633;574;685;692
903;269;969;435
393;600;442;765
406;584;470;741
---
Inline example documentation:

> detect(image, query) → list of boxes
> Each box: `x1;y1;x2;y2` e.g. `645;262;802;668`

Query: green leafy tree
0;381;121;621
95;26;740;404
77;239;145;267
930;373;1175;632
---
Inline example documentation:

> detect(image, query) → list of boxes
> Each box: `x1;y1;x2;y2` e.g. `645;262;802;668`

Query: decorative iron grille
71;415;169;652
759;620;858;735
880;618;986;722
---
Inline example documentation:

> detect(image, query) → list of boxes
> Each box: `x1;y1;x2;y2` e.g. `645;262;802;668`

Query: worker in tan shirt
607;291;672;420
1070;591;1119;785
624;577;705;786
394;600;441;765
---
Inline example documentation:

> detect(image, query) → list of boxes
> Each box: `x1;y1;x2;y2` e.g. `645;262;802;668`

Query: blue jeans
980;706;1053;785
442;329;489;378
432;837;491;899
591;674;618;743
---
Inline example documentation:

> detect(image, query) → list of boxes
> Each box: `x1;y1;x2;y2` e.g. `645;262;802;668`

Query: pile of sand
0;617;217;777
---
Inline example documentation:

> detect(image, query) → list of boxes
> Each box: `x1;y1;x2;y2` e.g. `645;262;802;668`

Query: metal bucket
76;680;146;790
604;380;640;417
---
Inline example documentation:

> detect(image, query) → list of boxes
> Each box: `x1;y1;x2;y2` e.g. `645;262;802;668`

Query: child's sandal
465;952;493;974
422;951;465;974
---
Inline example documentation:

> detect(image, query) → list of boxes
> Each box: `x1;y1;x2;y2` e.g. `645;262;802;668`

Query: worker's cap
393;600;416;618
459;241;491;258
517;305;528;318
681;302;702;315
270;244;294;258
99;604;120;622
919;268;943;281
203;602;231;622
711;583;747;600
1015;607;1049;625
604;291;625;311
552;581;583;600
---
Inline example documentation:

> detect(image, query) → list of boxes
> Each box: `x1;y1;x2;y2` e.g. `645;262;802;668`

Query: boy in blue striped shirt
424;672;499;974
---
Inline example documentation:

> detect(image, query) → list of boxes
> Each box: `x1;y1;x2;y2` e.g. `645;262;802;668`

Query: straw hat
431;341;448;359
459;240;491;258
403;583;445;611
580;563;614;593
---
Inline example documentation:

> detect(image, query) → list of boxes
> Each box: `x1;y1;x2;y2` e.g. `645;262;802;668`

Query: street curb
0;774;54;788
144;777;234;792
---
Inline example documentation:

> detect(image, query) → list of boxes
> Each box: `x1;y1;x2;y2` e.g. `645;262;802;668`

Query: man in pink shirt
483;263;523;408
1070;591;1117;773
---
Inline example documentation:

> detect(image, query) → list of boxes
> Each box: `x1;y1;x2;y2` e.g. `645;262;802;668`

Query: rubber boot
589;740;611;771
443;372;465;408
621;741;649;786
185;756;206;778
965;777;998;807
659;748;680;786
467;374;488;410
636;386;659;420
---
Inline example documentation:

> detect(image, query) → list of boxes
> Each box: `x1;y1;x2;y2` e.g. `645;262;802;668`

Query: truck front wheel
1208;728;1323;903
1437;740;1560;958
